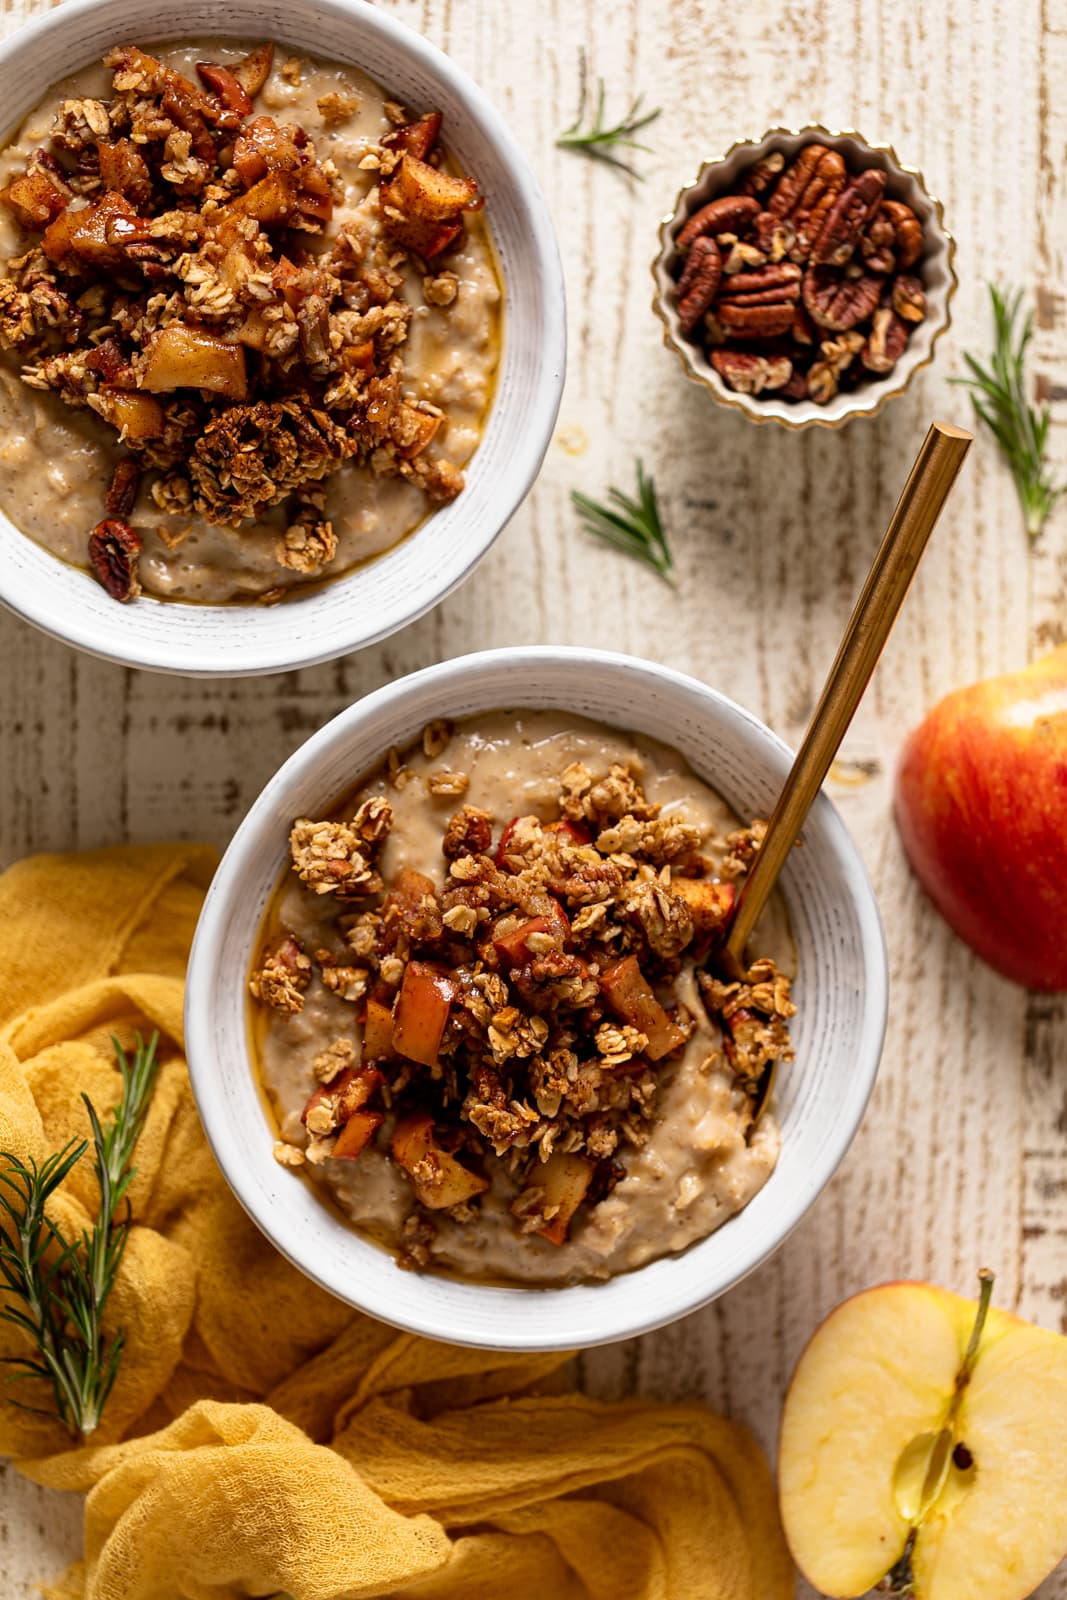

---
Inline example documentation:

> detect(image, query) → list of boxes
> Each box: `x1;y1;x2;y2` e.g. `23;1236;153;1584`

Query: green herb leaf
557;49;661;179
952;284;1064;540
572;460;675;582
0;1032;161;1438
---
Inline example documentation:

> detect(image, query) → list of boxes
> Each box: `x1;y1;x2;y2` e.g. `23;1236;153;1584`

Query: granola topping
0;40;499;602
253;711;796;1286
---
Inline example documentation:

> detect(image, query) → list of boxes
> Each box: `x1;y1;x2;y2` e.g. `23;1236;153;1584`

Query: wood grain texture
2;0;1066;1594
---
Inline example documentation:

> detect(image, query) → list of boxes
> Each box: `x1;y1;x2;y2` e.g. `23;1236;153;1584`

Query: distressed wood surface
2;0;1066;1593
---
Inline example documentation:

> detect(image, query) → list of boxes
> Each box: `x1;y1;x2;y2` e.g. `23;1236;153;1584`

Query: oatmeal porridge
0;41;500;602
250;712;797;1286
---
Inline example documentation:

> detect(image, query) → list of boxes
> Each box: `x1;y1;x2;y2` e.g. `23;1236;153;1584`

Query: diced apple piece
392;961;454;1067
224;171;296;226
382;153;480;222
534;1152;595;1246
196;62;253;116
362;996;395;1063
301;1065;380;1130
0;166;70;230
390;1110;490;1209
670;877;736;938
493;900;570;967
546;818;594;846
392;405;442;460
382;112;443;161
332;1109;384;1162
231;41;275;99
140;323;248;399
88;387;165;441
42;191;147;269
96;139;152;207
600;954;687;1061
383;868;437;918
341;338;376;375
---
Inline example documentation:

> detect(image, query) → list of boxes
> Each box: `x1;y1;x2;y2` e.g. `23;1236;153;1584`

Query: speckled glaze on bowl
651;126;956;431
185;647;888;1351
0;0;565;675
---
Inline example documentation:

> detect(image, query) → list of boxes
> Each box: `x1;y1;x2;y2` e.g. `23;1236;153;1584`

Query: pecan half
105;457;141;518
88;518;142;601
676;194;759;253
710;350;792;395
718;261;801;337
806;332;864;403
789;150;847;260
861;307;909;373
881;199;923;269
676;236;722;332
892;273;927;322
811;169;886;266
768;145;832;220
753;210;794;262
803;264;883;331
739;151;784;196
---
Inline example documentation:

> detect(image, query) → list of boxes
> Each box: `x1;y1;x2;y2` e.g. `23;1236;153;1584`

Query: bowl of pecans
185;645;887;1349
651;127;956;429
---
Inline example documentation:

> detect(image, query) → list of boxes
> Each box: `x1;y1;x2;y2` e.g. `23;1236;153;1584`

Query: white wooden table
3;0;1066;1594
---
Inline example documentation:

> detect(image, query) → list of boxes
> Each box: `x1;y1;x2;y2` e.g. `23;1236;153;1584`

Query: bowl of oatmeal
186;647;888;1349
0;0;564;673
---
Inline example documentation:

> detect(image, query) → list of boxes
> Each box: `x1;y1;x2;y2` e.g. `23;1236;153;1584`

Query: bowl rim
0;0;566;676
185;645;889;1349
650;124;958;432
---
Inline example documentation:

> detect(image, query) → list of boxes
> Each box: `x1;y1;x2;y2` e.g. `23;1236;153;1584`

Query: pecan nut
803;264;883;331
811;169;886;266
717;261;801;337
676;236;722;332
768;145;832;220
676;194;760;252
88;518;142;601
710;350;792;395
739;151;785;197
892;272;927;322
861;307;910;374
105;457;141;518
806;331;864;402
881;199;923;269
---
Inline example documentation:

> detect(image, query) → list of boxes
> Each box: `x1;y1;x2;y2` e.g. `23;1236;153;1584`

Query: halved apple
778;1276;1067;1600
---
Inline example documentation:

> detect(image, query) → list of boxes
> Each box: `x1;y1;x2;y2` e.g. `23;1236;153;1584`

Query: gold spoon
720;420;974;1123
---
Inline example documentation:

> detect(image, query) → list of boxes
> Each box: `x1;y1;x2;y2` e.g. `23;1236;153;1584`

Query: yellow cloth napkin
0;845;793;1600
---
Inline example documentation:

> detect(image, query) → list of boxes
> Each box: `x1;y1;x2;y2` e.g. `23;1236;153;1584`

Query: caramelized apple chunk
390;1111;490;1209
599;954;688;1061
140;323;248;398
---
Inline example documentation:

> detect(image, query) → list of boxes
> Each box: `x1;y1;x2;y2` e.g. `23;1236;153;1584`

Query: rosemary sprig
0;1032;161;1438
572;460;675;582
557;49;661;179
953;284;1064;539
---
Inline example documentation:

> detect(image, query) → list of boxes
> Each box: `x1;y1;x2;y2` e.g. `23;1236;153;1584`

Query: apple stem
951;1268;994;1417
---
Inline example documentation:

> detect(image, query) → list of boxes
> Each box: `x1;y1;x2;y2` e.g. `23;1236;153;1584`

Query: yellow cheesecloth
0;845;793;1600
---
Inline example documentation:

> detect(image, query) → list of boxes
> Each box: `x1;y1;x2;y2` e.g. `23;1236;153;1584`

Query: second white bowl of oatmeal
186;646;888;1350
0;0;564;675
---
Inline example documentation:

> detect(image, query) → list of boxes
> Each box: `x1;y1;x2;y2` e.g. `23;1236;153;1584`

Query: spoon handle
723;419;973;974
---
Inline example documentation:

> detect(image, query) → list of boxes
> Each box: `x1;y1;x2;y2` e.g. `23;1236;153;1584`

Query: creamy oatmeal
0;41;500;602
250;713;797;1287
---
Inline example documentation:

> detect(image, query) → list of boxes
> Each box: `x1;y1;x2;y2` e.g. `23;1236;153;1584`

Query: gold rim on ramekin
650;126;958;431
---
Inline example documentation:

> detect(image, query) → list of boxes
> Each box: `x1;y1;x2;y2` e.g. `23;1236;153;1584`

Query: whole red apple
894;644;1067;990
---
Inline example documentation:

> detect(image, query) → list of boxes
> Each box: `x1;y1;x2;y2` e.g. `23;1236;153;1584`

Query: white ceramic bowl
651;126;956;430
0;0;565;675
186;647;888;1350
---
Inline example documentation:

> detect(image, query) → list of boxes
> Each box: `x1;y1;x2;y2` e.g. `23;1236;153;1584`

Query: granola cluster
0;43;482;599
253;730;796;1261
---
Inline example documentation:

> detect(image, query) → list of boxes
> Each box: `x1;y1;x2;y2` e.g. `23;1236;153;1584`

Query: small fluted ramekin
651;126;957;430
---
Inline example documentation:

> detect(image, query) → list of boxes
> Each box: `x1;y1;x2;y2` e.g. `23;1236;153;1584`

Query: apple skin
894;644;1067;990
